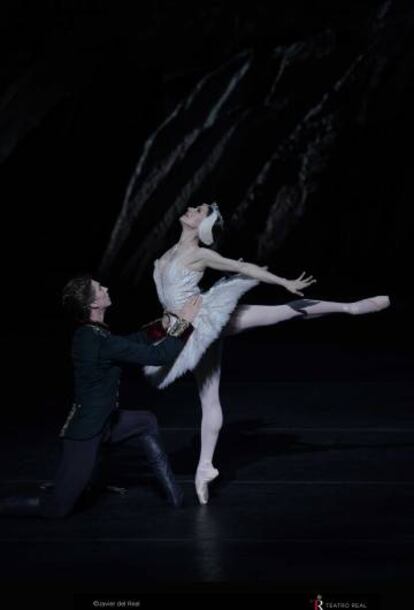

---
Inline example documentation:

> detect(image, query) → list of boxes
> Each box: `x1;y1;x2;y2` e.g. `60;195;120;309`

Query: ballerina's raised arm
188;248;317;297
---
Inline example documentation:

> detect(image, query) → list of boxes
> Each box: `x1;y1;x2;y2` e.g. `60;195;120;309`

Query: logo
309;592;372;609
311;594;323;610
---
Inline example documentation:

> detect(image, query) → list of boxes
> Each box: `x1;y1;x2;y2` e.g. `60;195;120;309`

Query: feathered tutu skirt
144;274;258;388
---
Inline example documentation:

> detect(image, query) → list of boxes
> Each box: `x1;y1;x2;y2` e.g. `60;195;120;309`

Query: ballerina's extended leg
194;340;223;505
224;295;390;335
191;294;389;504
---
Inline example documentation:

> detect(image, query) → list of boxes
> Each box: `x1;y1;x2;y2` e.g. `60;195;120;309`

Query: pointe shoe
195;465;219;505
348;295;390;315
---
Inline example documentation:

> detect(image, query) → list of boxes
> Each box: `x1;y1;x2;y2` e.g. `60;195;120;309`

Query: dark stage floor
1;332;413;608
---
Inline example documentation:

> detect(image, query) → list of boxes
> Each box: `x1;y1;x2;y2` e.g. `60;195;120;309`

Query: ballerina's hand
284;272;317;296
178;295;202;322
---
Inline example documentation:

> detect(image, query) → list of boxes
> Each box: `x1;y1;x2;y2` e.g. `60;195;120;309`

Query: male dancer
0;275;200;517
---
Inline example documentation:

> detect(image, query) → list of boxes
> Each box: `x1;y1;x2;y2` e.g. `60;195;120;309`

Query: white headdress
198;202;223;246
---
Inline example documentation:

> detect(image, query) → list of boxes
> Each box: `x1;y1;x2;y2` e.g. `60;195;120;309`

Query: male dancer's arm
124;316;172;345
101;295;201;365
124;296;201;345
100;329;192;366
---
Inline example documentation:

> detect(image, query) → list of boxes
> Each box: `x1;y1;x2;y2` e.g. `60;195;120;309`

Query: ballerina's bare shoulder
156;244;205;274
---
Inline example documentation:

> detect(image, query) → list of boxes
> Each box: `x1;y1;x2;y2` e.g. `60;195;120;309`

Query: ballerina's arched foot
347;295;390;315
195;464;219;505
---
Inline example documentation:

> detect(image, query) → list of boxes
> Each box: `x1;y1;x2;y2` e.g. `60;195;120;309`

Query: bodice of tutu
153;251;203;313
147;247;259;388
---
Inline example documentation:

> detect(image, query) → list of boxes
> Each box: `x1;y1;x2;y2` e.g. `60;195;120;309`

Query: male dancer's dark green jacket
60;321;189;440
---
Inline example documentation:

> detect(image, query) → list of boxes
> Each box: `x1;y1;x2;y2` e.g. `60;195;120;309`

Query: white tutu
144;273;258;388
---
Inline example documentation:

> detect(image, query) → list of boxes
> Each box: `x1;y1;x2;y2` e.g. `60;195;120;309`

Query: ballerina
144;202;390;504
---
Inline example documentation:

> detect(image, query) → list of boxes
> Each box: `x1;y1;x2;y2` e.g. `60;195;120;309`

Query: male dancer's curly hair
62;274;95;322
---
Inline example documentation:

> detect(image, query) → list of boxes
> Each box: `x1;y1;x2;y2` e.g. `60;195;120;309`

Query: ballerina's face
180;203;209;228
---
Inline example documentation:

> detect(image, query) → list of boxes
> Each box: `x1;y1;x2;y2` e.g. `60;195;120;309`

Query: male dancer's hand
161;296;202;331
178;295;202;322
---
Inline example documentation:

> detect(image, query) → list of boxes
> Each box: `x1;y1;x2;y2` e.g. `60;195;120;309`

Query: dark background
1;4;413;607
1;0;413;412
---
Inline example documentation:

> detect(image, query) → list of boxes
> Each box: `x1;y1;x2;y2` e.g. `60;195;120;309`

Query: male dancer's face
90;280;111;310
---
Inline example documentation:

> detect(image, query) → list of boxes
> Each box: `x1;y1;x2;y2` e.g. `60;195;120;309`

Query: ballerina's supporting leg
224;295;390;335
191;294;390;504
194;340;223;505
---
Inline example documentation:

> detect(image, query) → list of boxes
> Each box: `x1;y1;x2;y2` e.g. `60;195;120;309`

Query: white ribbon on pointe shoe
348;295;390;315
195;465;219;505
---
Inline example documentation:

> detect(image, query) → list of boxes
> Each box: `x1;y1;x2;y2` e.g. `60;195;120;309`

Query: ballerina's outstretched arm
190;248;389;334
190;247;316;296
